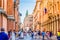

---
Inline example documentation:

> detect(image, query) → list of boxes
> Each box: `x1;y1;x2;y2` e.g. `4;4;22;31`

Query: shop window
57;1;60;11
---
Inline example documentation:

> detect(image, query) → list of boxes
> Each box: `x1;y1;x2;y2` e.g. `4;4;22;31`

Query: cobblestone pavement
16;35;58;40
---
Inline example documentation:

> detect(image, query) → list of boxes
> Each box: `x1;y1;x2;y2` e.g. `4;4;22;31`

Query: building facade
33;0;41;31
0;0;8;32
0;0;19;32
33;0;60;35
24;14;33;31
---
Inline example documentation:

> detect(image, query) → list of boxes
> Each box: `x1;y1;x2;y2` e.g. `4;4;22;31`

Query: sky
19;0;36;23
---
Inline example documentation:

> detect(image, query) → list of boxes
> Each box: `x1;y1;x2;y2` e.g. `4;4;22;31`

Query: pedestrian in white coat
11;30;16;40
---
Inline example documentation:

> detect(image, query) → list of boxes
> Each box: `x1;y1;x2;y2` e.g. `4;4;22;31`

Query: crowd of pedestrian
0;28;60;40
17;29;54;40
24;29;60;40
0;28;16;40
30;30;53;40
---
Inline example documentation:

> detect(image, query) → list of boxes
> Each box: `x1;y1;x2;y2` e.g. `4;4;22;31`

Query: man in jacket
0;28;9;40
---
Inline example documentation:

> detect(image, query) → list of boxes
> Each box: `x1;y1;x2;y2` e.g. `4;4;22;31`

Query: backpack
0;32;9;40
57;32;60;36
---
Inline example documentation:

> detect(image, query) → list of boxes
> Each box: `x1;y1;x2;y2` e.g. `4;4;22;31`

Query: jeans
57;36;60;40
42;35;44;40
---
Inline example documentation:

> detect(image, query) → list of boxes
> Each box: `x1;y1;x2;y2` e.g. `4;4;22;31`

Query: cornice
0;8;7;17
7;15;15;21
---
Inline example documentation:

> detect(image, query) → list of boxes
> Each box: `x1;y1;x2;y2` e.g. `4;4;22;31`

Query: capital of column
0;8;7;17
7;15;15;21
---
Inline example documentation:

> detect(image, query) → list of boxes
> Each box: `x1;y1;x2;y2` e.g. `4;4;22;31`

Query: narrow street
16;33;57;40
0;0;60;40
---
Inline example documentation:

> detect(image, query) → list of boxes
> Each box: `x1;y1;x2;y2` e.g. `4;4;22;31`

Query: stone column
7;15;15;31
0;8;7;32
50;20;52;31
56;15;59;35
50;20;51;31
58;15;60;31
52;17;54;34
47;23;49;31
54;16;57;35
51;19;53;32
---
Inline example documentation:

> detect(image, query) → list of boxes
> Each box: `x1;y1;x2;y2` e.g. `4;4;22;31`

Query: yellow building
33;0;60;35
33;0;41;31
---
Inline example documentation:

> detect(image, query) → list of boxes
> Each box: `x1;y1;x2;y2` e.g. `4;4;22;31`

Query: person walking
49;31;53;40
38;30;41;36
18;30;21;37
57;29;60;40
8;30;12;40
11;30;16;40
0;28;9;40
20;29;24;39
34;31;37;39
42;31;46;40
31;31;34;38
46;31;50;40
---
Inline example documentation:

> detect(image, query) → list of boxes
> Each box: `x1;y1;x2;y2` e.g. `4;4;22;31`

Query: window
17;7;18;11
44;8;47;14
57;1;60;11
29;19;33;21
14;0;16;8
14;0;16;3
0;0;2;7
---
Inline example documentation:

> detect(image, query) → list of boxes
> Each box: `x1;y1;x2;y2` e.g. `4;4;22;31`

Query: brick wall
0;14;2;28
7;0;14;15
2;14;7;32
7;19;15;31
